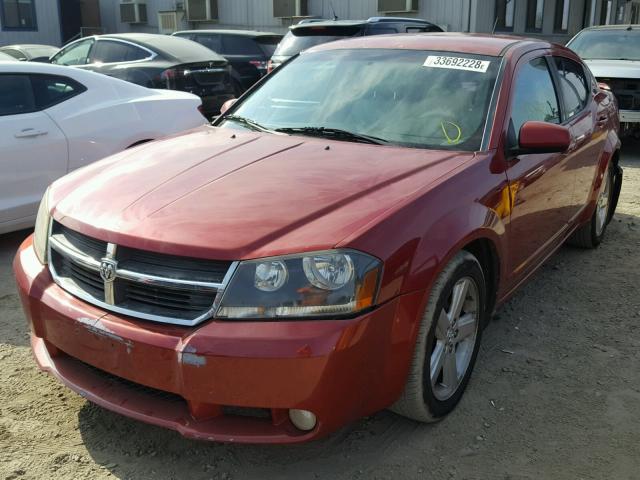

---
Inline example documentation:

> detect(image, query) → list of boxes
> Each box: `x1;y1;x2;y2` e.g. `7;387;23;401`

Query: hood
584;59;640;79
52;126;472;260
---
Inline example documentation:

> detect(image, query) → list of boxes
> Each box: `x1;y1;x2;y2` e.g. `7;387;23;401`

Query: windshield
220;49;500;151
568;29;640;61
273;26;363;57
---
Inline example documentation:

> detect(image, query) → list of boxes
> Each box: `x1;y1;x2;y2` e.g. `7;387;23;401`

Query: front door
503;56;575;286
0;74;67;229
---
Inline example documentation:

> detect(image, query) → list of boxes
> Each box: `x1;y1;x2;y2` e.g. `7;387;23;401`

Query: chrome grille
49;221;238;326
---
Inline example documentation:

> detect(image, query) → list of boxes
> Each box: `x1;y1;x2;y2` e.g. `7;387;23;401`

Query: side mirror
516;121;571;154
220;98;237;115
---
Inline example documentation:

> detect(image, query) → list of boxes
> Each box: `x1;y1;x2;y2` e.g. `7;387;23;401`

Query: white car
0;61;207;234
567;25;640;138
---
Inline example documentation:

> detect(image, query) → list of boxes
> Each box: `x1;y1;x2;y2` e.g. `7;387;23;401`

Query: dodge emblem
100;259;117;283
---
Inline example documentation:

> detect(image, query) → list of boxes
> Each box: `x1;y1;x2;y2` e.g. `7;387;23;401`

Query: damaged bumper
14;236;424;443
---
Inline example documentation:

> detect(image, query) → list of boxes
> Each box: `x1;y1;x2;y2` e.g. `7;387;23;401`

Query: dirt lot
1;143;639;480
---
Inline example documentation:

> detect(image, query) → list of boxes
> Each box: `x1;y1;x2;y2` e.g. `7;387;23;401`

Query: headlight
217;250;381;319
33;187;52;265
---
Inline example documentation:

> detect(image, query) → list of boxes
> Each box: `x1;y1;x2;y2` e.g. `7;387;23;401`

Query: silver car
567;25;640;138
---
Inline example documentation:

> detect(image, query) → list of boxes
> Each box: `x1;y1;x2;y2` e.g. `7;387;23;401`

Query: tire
391;251;486;422
568;163;614;249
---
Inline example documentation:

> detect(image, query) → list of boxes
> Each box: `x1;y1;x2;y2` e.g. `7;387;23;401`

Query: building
2;0;640;48
0;0;102;47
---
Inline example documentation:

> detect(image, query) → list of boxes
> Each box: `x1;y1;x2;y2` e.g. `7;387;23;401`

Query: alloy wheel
595;168;611;237
430;277;480;401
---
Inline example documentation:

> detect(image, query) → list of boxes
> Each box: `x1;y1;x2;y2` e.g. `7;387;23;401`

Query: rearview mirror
516;121;571;154
220;98;237;115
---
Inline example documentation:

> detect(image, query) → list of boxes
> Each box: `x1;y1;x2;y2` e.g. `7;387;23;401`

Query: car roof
308;32;545;57
174;29;281;37
96;33;226;62
292;17;436;29
578;24;640;31
1;43;57;50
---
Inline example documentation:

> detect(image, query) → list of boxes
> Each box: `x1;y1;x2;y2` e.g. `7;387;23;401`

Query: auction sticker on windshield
423;56;490;73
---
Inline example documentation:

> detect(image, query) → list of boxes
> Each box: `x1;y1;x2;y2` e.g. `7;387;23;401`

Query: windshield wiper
275;126;389;145
224;115;275;133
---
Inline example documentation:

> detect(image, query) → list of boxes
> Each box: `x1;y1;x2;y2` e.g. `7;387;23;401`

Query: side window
0;75;35;116
510;57;561;142
30;75;86;110
366;27;398;35
52;39;93;66
2;48;27;60
91;40;149;63
554;57;589;119
221;36;263;56
195;34;222;53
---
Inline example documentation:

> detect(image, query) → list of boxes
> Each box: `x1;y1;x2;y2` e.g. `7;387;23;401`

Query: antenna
329;1;338;21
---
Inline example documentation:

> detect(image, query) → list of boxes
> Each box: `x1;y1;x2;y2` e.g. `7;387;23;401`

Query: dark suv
50;33;235;118
173;30;282;95
269;17;443;71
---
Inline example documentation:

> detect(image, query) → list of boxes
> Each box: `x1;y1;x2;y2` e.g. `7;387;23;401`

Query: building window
554;0;570;32
600;0;612;24
526;0;545;32
495;0;515;31
0;0;37;31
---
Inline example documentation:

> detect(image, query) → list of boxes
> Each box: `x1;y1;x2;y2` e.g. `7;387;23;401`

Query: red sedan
14;34;622;443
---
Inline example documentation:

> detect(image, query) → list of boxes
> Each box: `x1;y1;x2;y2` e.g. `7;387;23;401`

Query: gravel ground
1;142;639;480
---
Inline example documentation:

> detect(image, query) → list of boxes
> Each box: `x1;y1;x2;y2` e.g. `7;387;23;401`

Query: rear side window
221;36;263;56
0;75;35;115
553;57;588;119
31;75;86;109
1;48;27;60
367;27;398;35
92;40;150;63
510;57;561;141
193;33;222;53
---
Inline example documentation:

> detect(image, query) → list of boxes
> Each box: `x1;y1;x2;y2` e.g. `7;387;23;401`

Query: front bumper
14;236;424;443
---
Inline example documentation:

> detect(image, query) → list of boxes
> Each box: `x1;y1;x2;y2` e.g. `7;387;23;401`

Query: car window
510;57;561;142
0;75;36;116
91;40;150;63
193;34;222;53
222;36;263;56
52;39;93;66
254;36;282;57
30;74;86;109
367;27;398;35
225;49;500;151
1;48;27;61
553;57;588;119
273;27;363;57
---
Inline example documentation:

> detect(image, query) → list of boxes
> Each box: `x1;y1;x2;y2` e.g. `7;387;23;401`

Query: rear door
503;55;575;285
0;74;67;228
551;55;606;220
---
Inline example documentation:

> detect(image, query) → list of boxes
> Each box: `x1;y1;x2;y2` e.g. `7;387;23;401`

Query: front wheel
391;251;486;422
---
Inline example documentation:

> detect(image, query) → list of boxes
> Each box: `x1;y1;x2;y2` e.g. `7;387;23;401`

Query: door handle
14;128;48;138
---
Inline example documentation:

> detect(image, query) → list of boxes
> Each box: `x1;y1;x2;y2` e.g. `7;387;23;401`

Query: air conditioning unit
378;0;419;13
120;0;148;24
273;0;308;18
186;0;218;21
158;11;179;34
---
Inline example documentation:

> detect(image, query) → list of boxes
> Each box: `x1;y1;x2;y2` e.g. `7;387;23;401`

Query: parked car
0;62;206;234
15;33;622;444
173;30;282;94
0;44;58;62
49;33;235;118
567;25;639;138
269;16;443;71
